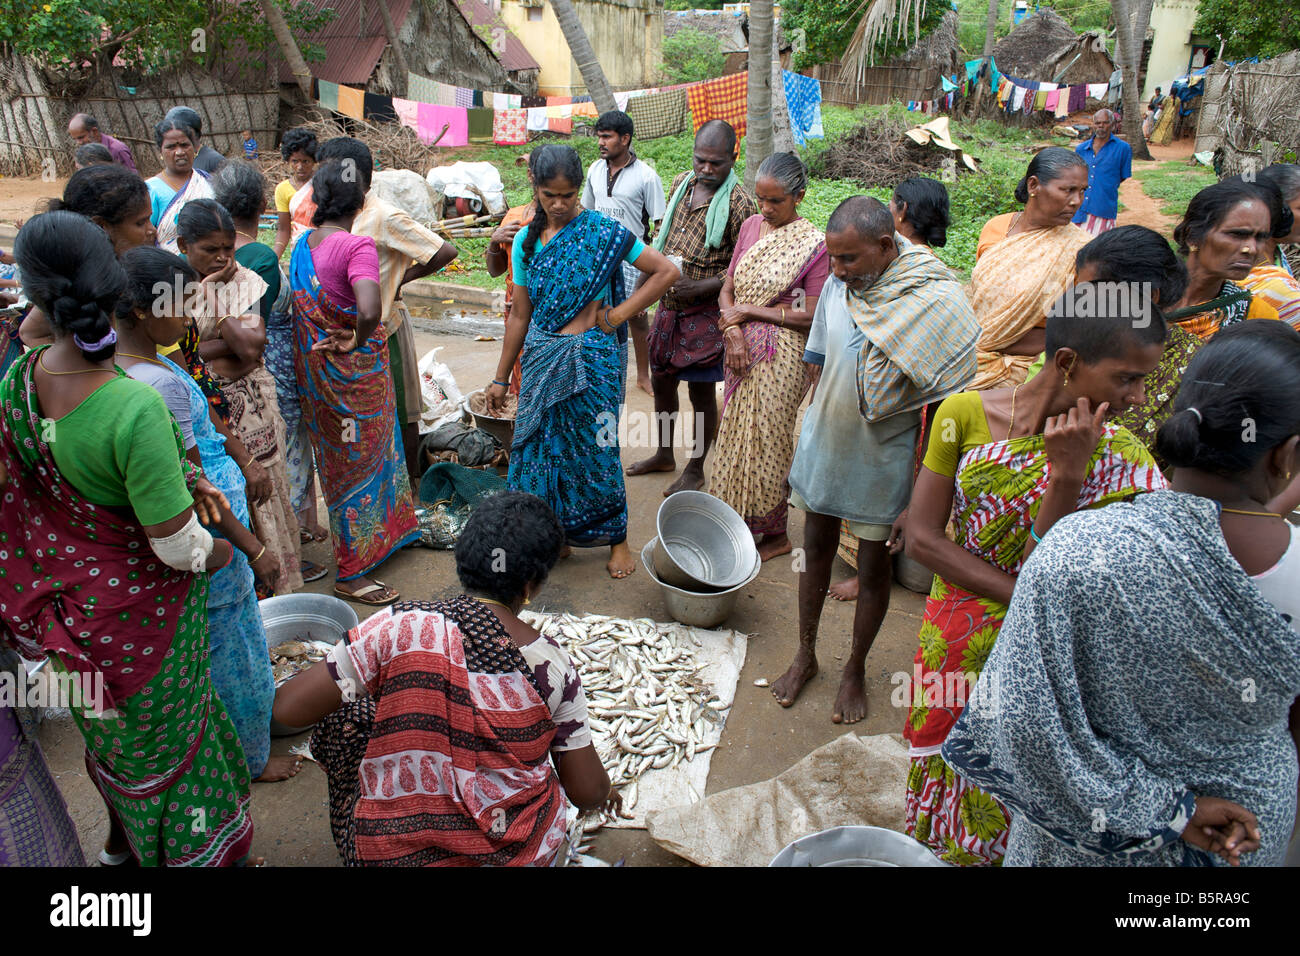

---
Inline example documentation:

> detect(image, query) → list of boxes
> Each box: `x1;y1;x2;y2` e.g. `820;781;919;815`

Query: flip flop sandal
301;560;328;583
334;580;400;606
98;848;135;866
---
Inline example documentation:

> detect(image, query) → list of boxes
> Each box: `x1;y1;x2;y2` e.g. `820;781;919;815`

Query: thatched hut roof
992;10;1078;78
890;9;960;74
1044;31;1115;85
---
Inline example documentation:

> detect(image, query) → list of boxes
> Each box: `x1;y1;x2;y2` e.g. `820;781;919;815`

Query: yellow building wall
1143;0;1201;100
502;0;664;96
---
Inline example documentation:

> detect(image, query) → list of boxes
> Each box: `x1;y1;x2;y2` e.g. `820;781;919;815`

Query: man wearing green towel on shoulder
627;120;756;496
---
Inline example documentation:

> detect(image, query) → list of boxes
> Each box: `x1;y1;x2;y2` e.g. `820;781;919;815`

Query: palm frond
838;0;929;85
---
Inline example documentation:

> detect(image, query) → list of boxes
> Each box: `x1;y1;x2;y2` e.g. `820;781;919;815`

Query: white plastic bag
425;161;508;215
418;347;464;433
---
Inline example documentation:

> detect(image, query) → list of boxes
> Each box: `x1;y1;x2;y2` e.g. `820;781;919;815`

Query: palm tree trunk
549;0;617;114
256;0;313;99
1112;0;1154;161
968;0;998;117
744;0;774;191
378;0;411;97
771;40;795;153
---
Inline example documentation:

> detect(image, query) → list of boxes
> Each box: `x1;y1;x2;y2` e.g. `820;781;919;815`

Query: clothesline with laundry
905;55;1112;118
313;68;822;148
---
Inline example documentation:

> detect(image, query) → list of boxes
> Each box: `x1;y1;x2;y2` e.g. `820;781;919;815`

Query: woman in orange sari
969;147;1089;390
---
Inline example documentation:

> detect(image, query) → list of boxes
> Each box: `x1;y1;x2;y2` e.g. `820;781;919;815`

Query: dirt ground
35;322;929;867
0;174;66;226
1117;138;1197;235
16;133;1207;867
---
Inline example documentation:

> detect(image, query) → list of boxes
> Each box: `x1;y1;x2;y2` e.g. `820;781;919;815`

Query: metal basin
893;553;934;594
460;388;515;448
769;826;949;867
655;490;759;591
260;593;359;736
640;538;760;629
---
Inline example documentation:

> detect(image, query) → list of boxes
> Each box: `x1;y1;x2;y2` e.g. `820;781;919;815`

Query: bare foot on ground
626;453;676;477
560;544;573;559
636;377;654;396
832;671;868;724
663;467;705;497
254;754;304;782
300;523;329;543
607;542;636;579
829;577;859;601
757;533;792;561
771;647;818;707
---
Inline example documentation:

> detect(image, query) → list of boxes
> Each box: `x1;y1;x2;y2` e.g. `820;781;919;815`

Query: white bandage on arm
148;512;215;571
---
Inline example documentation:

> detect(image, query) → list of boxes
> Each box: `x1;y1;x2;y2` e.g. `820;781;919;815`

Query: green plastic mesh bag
414;462;507;548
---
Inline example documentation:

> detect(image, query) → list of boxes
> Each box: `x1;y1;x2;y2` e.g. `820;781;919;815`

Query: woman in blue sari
486;145;678;578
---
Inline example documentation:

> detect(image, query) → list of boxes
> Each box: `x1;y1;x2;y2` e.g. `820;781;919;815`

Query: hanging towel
522;94;546;109
614;92;632;112
1032;90;1048;111
1011;85;1027;111
317;79;339;113
781;71;824;147
941;75;957;93
989;57;1001;91
336;84;365;120
1086;82;1108;102
1053;90;1069;118
526;106;548;131
572;100;599;119
455;87;473;109
363;91;397;124
493;108;528;145
392;97;420;130
416;103;468;147
467;108;495;141
409;73;456;106
492;92;509;111
470;90;483;108
1071;84;1090;112
686;71;748;139
625;88;690;140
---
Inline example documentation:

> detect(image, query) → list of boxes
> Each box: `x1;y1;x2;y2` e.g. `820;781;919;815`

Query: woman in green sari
902;281;1169;865
0;212;256;866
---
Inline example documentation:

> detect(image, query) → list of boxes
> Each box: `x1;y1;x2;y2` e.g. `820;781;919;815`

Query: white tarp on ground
645;732;911;866
524;612;748;830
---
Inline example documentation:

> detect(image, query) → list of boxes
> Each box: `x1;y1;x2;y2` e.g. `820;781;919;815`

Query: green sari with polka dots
0;352;254;865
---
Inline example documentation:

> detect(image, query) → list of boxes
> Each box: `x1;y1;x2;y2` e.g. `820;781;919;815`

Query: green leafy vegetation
661;28;729;84
1194;0;1300;60
0;0;332;75
785;0;949;70
1137;160;1217;221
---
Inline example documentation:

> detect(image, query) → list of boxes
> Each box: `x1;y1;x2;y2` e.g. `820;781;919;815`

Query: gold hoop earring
1189;244;1199;253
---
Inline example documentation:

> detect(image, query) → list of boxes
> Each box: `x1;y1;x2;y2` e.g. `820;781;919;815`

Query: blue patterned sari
157;353;275;779
510;210;635;546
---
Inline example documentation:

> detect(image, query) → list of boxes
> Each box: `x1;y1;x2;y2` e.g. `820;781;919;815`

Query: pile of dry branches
257;108;444;187
807;113;962;188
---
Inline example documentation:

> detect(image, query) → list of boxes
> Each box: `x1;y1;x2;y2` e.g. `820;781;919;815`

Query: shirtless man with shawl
773;197;979;724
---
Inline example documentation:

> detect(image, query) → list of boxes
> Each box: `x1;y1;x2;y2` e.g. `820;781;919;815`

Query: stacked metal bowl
641;491;761;629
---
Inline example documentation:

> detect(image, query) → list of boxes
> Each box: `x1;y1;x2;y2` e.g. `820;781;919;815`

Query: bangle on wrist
1028;523;1044;544
239;456;254;469
491;378;510;388
251;544;266;563
779;307;787;327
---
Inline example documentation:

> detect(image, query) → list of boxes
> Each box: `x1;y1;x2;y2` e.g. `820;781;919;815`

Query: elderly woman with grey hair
211;161;328;582
709;152;830;561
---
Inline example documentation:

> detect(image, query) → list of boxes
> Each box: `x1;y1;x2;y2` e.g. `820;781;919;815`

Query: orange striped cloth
687;72;748;138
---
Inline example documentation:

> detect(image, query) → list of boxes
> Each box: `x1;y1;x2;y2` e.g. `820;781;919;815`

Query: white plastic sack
425;161;507;215
371;169;440;223
418;346;465;433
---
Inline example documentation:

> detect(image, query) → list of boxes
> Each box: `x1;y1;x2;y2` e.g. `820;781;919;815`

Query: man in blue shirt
1072;109;1132;236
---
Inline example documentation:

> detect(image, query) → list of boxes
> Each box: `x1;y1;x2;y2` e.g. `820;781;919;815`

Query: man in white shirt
583;111;667;395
